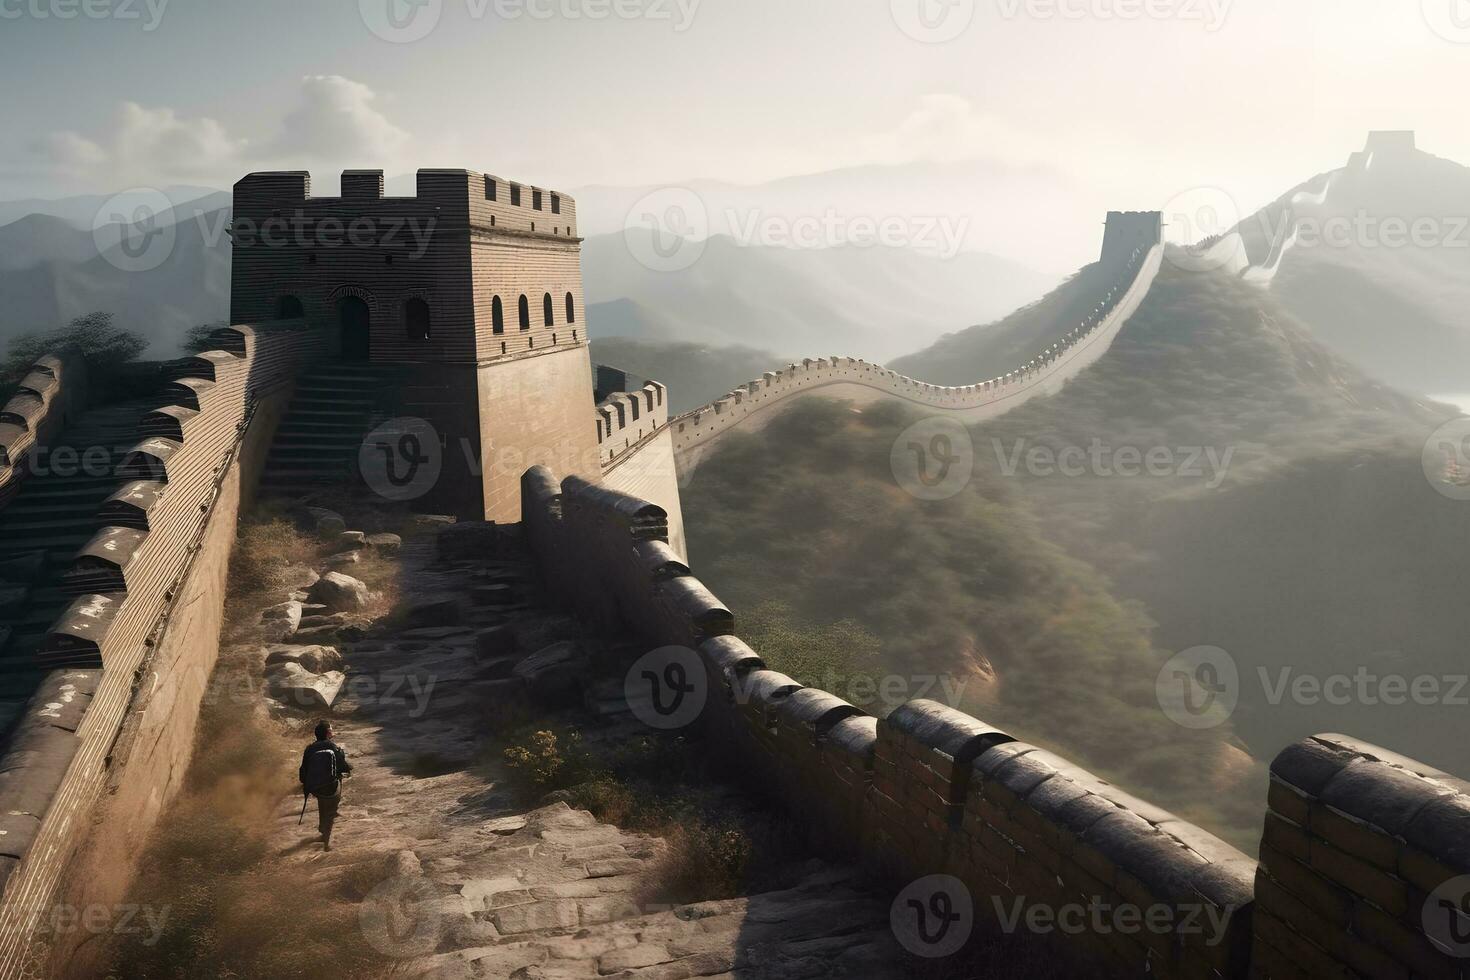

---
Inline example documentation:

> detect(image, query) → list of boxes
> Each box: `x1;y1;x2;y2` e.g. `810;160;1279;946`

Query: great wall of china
522;469;1470;980
0;156;1463;976
666;220;1161;470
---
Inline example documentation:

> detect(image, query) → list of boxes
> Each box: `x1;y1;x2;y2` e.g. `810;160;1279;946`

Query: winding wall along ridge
667;242;1163;467
521;468;1470;979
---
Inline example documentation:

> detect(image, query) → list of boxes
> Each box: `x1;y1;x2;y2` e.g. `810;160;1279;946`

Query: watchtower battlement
231;165;599;523
231;168;583;367
1100;210;1163;273
233;168;578;239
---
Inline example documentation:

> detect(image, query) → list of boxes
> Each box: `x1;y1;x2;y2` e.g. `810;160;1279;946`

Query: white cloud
269;75;410;163
31;131;107;174
109;102;246;178
17;76;413;190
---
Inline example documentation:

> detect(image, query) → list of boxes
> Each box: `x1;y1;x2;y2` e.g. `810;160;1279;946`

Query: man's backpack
302;744;340;796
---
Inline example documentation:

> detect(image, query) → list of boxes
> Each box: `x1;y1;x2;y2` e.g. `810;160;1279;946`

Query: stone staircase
0;399;157;722
261;363;405;500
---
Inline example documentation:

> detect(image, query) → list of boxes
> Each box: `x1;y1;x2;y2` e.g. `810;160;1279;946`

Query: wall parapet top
520;466;1468;978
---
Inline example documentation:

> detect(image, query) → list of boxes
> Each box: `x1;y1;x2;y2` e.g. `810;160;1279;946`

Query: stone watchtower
230;169;601;520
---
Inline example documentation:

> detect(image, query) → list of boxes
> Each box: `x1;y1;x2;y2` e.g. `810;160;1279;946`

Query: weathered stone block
1309;837;1409;916
1311;803;1400;871
263;644;344;674
1257;845;1352;925
266;663;345;711
1401;792;1470;878
1267;775;1312;826
307;571;369;612
513;641;585;705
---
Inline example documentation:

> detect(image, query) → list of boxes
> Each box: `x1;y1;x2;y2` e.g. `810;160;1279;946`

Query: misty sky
1;0;1466;267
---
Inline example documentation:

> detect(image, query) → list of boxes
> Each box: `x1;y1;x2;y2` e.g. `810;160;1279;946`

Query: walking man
299;720;352;851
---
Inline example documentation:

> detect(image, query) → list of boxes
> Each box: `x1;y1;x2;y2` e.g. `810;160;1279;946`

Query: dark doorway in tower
338;296;371;360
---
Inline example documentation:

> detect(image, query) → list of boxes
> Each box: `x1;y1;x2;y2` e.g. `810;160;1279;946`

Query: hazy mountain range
1225;143;1470;400
0;185;1055;366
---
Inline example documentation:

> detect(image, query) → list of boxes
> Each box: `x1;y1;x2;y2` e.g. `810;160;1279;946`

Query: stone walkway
264;522;913;979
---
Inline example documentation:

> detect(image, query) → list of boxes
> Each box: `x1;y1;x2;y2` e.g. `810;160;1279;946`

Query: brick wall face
477;347;601;522
1254;735;1470;979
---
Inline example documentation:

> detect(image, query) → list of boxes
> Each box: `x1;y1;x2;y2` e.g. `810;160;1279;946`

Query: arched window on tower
565;293;575;324
518;295;530;330
405;298;431;341
492;296;504;335
543;293;554;327
278;295;304;320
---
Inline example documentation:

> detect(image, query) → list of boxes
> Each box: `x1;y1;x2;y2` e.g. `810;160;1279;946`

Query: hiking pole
298;790;310;825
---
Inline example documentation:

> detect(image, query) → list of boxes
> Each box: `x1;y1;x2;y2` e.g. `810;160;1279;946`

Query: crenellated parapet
0;353;88;512
596;381;669;468
232;168;578;241
520;468;1470;979
39;323;321;669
